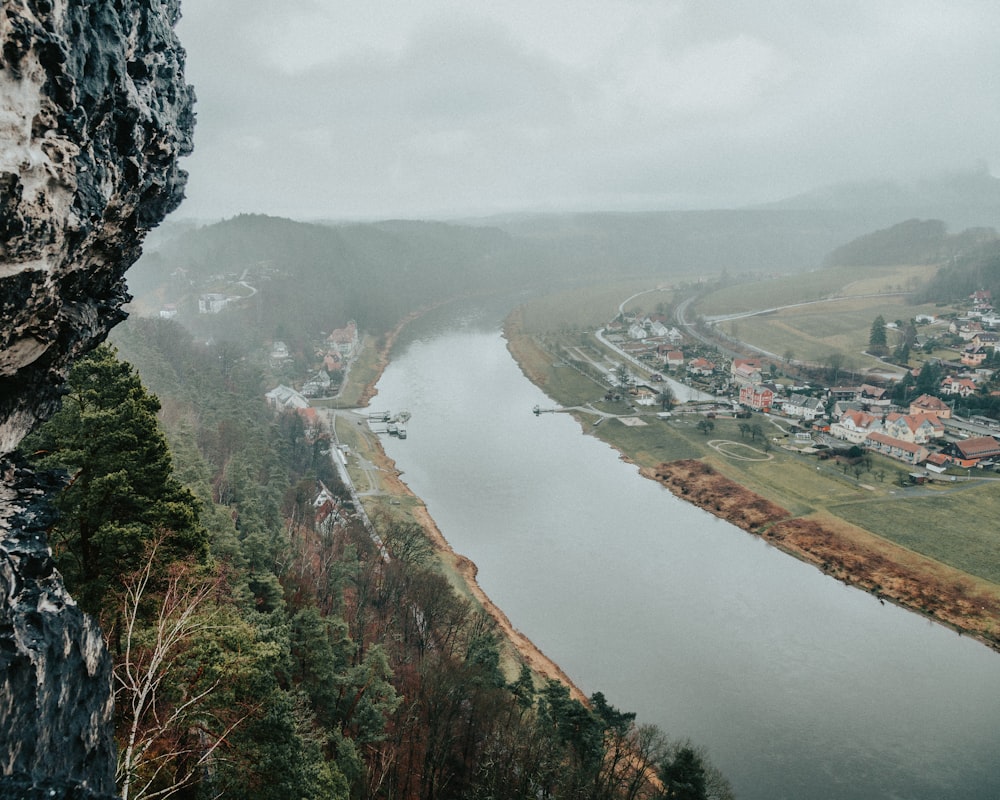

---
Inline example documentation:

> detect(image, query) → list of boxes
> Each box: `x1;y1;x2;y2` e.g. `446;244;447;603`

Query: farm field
694;263;940;316
715;297;951;367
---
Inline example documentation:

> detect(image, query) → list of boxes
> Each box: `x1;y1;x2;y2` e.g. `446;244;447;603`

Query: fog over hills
759;165;1000;231
139;166;1000;314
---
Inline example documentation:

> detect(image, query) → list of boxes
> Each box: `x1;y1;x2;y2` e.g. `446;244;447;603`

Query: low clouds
175;1;1000;221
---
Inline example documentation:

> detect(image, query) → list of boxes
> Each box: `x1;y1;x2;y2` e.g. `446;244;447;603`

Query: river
373;298;1000;800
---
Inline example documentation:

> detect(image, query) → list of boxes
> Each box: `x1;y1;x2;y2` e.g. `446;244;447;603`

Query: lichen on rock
1;1;195;795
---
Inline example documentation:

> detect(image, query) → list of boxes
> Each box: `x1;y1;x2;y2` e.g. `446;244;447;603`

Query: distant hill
127;214;520;335
822;219;998;267
129;207;959;346
760;166;1000;231
131;209;882;328
475;208;877;275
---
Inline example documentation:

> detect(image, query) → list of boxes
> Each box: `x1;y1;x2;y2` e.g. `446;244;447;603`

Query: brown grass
644;460;1000;649
648;460;788;533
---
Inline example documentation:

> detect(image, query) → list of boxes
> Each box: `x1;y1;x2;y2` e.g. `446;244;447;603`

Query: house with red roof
961;346;988;367
831;408;881;444
946;435;1000;468
739;382;775;412
924;452;951;473
687;357;715;377
327;320;359;358
859;384;890;407
909;394;951;419
731;358;763;386
883;412;944;444
664;350;684;370
940;376;977;397
864;432;929;465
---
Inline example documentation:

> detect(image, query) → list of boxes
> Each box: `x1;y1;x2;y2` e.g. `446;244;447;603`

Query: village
594;289;1000;478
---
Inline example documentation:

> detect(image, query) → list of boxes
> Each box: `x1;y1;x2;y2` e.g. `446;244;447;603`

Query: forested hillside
822;218;998;267
914;238;1000;305
22;320;732;800
129;215;523;336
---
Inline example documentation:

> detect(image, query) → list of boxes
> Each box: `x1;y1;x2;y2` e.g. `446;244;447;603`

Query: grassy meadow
694;264;940;316
716;297;951;367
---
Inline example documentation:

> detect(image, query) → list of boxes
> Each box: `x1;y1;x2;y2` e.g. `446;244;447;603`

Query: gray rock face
1;458;117;798
1;0;194;795
1;0;194;455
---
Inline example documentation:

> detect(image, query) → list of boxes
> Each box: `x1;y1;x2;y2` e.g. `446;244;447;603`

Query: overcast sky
173;0;1000;222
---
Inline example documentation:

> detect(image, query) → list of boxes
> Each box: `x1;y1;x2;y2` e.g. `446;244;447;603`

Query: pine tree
23;345;207;612
869;315;888;354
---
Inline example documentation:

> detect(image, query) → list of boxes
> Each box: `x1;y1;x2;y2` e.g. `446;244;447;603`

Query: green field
716;297;951;367
830;486;1000;584
513;280;678;333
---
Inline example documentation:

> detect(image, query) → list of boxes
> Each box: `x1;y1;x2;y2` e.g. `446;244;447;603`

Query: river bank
503;319;1000;651
346;319;589;703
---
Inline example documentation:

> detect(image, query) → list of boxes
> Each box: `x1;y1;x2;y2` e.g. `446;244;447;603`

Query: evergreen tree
23;346;207;612
660;746;708;800
869;315;888;354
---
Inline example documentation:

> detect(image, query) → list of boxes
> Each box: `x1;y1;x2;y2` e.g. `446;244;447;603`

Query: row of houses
610;313;684;343
827;393;1000;467
734;371;999;467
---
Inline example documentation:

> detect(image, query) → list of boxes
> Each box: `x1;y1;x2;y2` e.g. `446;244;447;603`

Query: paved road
701;292;910;324
318;408;388;558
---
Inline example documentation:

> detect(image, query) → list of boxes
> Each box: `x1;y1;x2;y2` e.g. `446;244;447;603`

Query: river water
373;299;1000;800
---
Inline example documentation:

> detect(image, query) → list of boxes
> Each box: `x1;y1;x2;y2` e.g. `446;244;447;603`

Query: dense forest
21;319;733;800
821;219;998;267
914;238;1000;306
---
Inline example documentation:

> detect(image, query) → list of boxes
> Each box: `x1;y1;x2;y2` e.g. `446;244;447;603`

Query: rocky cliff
1;1;194;796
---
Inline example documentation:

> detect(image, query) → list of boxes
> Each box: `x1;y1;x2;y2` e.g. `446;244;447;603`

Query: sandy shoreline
355;317;589;703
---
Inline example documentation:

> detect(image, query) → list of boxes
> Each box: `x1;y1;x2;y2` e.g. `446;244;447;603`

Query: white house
648;321;670;338
265;384;310;411
782;393;826;421
687;357;715;376
198;293;229;314
270;341;290;361
328;321;360;358
940;376;977;397
882;412;944;444
730;358;763;387
301;370;332;398
830;409;881;444
664;350;684;370
864;432;929;465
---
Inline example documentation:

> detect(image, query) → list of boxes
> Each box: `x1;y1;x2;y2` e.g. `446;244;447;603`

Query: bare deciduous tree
114;539;249;800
